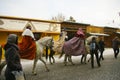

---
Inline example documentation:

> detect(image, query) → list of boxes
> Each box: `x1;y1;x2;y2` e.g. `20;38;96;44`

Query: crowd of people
62;28;120;68
0;26;120;80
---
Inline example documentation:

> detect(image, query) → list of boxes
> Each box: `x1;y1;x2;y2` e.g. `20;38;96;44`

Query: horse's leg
0;61;6;75
88;56;91;62
83;54;87;64
81;54;87;64
32;57;38;75
68;55;74;65
51;50;55;63
49;49;54;64
59;50;64;58
87;53;91;62
49;55;55;64
51;56;55;63
45;46;49;61
39;57;49;72
81;54;84;64
64;54;68;66
49;56;52;64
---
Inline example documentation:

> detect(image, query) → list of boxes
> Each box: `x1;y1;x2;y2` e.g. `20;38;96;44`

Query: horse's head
52;31;67;53
38;36;53;47
86;36;98;44
58;31;67;43
52;41;64;54
46;37;54;47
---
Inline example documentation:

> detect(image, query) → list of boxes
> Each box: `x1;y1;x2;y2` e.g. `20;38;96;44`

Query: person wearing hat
63;28;86;56
4;34;25;80
19;26;36;60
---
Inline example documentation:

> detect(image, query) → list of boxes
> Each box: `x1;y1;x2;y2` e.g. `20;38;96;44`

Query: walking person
98;37;105;61
112;37;120;59
90;37;101;68
4;34;25;80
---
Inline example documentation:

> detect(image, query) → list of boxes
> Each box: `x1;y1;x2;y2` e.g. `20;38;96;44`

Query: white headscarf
22;29;35;39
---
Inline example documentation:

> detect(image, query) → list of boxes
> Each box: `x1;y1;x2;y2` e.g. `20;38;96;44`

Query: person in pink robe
63;28;86;56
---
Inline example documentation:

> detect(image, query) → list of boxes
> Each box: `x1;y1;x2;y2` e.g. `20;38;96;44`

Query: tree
51;13;65;22
67;16;76;22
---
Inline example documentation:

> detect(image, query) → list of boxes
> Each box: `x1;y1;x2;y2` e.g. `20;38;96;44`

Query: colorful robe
19;36;36;60
63;37;86;56
63;28;86;56
19;29;36;60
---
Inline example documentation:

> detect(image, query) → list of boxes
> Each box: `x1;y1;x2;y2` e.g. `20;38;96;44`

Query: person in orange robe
19;26;36;60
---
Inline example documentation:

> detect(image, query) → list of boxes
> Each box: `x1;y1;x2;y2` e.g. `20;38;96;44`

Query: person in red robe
19;26;36;60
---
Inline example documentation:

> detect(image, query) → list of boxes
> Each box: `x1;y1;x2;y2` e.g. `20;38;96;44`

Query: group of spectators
86;34;120;69
62;28;120;69
89;36;104;68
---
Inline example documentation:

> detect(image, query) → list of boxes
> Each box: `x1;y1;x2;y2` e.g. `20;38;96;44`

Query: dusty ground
1;48;120;80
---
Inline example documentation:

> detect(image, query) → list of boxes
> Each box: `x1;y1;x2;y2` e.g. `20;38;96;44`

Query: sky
0;0;120;28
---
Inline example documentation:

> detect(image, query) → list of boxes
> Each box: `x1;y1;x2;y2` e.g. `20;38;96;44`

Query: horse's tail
0;61;6;75
59;50;64;59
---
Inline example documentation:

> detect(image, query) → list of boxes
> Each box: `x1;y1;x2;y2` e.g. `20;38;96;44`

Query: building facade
0;16;61;45
0;16;120;48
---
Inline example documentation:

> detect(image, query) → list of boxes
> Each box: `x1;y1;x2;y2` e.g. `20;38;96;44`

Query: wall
104;27;118;47
86;26;104;33
0;32;22;45
61;21;89;39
